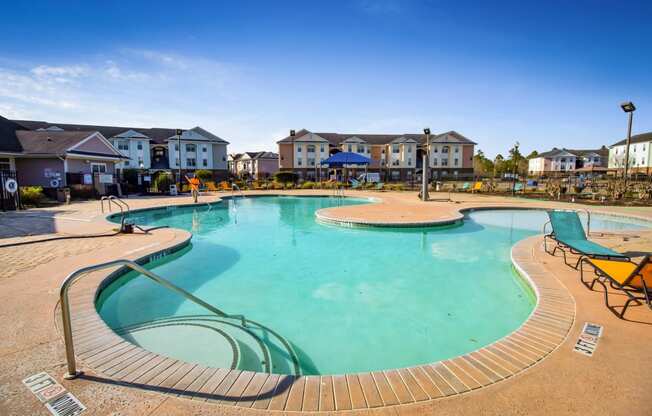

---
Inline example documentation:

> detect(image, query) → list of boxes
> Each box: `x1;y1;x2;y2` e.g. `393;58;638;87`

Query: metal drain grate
22;372;86;415
45;392;86;416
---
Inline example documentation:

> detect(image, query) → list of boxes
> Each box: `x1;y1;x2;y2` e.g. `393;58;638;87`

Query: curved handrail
60;259;300;379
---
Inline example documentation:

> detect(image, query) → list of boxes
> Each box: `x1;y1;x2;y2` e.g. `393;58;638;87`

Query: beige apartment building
277;129;476;181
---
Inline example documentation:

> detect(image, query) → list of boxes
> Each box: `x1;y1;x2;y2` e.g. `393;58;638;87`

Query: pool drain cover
22;372;86;415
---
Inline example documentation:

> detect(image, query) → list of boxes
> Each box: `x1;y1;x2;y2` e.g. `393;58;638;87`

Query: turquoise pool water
98;197;649;375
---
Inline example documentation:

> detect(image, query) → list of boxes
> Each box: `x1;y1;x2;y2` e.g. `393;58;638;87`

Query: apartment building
528;147;608;176
229;151;279;179
13;119;229;180
277;129;476;181
608;132;652;174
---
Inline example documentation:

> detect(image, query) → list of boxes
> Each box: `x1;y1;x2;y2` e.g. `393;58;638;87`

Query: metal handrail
60;259;301;379
231;183;245;199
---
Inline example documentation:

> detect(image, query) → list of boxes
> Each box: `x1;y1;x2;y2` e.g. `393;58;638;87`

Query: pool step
114;315;300;375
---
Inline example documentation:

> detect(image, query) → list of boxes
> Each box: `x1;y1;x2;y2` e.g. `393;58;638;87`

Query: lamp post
620;101;636;189
511;141;520;196
421;128;431;201
176;129;183;187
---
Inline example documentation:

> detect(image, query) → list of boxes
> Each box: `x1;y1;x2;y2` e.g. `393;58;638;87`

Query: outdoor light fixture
422;128;431;201
423;128;430;135
621;101;636;113
290;129;296;136
620;101;636;186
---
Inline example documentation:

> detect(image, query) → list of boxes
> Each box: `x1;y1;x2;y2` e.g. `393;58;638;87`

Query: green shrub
301;181;316;189
194;169;213;181
20;186;44;206
274;171;298;184
153;173;173;193
122;168;139;185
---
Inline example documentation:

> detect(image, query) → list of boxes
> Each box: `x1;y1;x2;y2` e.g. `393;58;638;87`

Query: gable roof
15;131;125;159
277;129;476;146
0;116;25;153
537;147;608;159
12;119;227;145
611;132;652;147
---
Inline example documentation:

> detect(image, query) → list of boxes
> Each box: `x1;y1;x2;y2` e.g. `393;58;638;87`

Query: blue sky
1;0;650;156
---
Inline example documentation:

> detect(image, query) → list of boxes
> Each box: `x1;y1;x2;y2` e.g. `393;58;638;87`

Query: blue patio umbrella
321;152;371;167
321;152;371;183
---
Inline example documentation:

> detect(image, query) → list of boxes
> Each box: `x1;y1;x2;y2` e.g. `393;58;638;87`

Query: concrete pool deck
1;190;651;415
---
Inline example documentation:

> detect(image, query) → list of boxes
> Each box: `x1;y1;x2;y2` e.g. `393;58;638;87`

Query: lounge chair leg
573;255;584;270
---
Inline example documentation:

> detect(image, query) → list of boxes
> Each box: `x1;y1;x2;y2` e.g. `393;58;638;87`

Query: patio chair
205;181;218;191
472;182;483;193
350;178;362;189
461;182;471;191
580;256;652;318
513;182;524;192
544;210;628;269
375;182;384;191
219;181;231;191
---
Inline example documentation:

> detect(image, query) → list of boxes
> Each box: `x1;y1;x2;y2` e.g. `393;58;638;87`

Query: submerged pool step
113;315;300;375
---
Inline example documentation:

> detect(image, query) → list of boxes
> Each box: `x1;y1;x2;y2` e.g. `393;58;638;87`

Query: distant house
528;147;608;176
608;132;652;174
13;119;230;180
229;151;279;179
277;129;476;181
0;116;126;189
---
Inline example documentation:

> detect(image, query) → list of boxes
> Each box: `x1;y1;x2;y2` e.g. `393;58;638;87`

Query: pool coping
57;203;580;413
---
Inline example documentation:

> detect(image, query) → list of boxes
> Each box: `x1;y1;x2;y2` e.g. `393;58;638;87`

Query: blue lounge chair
375;182;384;191
544;210;628;269
513;183;524;192
350;178;362;189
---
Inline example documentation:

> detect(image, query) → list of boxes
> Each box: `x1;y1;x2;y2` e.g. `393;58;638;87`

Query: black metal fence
0;170;20;211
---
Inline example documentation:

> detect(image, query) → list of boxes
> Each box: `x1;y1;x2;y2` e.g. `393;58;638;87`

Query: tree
526;150;539;159
474;149;494;177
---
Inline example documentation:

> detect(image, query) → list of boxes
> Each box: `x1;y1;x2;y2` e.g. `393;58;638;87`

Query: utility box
57;188;71;204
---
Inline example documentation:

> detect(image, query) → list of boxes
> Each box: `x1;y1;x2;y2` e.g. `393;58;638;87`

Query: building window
116;140;129;151
454;158;459;166
320;144;325;152
392;145;400;154
307;145;316;153
442;146;449;154
392;160;400;166
186;144;196;152
138;157;144;167
348;144;352;152
407;146;412;153
124;161;130;166
202;146;207;153
297;158;302;166
308;158;315;166
432;158;438;166
454;147;459;153
442;159;448;166
408;158;412;166
91;163;107;173
137;142;143;150
174;144;179;151
433;146;438;153
187;158;196;167
203;159;208;167
297;145;302;152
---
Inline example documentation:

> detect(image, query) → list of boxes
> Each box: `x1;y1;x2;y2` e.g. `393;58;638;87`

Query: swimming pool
97;197;649;375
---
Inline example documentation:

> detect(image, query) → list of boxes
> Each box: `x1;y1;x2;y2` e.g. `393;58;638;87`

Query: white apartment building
608;132;652;173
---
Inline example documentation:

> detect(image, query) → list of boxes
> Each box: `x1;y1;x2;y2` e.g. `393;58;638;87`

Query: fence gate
0;170;20;211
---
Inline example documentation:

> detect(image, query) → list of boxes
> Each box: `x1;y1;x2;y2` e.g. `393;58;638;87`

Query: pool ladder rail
59;259;301;379
100;196;130;230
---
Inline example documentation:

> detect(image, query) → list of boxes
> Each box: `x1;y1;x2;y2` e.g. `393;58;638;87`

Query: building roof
0;116;26;153
253;151;278;160
277;129;476;146
611;132;652;147
12;119;228;145
15;131;125;159
537;146;608;159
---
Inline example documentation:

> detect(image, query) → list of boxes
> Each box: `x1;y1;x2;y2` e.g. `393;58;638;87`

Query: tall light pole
620;101;636;189
511;141;520;196
421;128;431;201
176;128;183;187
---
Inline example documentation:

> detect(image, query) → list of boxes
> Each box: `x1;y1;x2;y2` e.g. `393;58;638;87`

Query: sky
0;0;651;157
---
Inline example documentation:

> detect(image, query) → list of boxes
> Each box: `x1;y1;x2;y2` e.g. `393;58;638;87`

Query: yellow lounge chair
219;181;231;191
580;255;652;318
205;181;218;191
472;182;483;193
